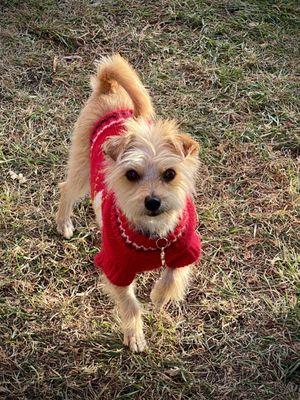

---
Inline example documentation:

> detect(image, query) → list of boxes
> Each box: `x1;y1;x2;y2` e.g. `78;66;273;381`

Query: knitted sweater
90;109;202;286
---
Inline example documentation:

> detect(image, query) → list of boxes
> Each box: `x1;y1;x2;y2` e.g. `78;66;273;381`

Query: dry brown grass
0;1;299;399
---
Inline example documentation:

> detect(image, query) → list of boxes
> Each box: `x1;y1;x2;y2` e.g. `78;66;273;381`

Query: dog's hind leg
56;129;90;239
103;278;147;352
150;265;192;309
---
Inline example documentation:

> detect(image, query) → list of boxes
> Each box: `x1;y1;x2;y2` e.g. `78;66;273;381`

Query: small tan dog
56;55;201;352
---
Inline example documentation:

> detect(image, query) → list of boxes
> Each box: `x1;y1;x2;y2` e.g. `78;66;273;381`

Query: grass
0;0;299;399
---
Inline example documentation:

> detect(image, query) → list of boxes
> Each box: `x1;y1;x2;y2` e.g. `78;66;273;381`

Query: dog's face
103;118;200;236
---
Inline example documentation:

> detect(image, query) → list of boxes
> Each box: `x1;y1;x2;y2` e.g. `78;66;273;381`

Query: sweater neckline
113;196;190;252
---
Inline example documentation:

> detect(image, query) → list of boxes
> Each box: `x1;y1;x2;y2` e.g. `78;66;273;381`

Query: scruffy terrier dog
56;55;201;352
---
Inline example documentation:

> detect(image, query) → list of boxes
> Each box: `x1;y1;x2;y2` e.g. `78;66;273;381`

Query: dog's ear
169;133;200;158
102;134;131;161
177;133;200;157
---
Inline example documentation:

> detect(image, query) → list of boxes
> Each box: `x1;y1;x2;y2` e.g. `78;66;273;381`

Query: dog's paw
56;218;74;239
123;330;147;353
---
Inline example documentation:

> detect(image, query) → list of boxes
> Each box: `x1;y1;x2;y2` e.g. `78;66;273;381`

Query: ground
0;1;299;399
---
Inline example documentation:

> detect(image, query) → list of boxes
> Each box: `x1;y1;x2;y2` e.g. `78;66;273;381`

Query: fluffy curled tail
91;54;154;119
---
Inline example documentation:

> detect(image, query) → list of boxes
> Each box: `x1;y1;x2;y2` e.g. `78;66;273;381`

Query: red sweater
90;110;202;286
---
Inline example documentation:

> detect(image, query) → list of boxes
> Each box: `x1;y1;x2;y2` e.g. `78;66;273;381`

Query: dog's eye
162;168;176;182
125;169;140;182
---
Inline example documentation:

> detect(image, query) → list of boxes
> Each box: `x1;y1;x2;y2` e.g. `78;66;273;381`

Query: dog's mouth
145;210;164;217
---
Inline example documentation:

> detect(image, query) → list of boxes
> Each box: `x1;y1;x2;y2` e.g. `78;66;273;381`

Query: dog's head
102;118;200;236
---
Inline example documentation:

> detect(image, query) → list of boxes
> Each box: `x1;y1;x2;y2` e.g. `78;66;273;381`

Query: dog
56;55;201;352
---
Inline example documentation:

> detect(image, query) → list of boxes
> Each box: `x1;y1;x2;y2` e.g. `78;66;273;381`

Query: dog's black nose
145;196;161;212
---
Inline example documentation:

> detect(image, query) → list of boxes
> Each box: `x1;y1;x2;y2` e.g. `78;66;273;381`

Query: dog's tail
91;54;154;119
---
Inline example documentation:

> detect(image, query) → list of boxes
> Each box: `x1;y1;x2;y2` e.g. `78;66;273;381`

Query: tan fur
150;265;192;309
104;118;199;236
102;277;146;352
56;54;200;352
91;54;154;119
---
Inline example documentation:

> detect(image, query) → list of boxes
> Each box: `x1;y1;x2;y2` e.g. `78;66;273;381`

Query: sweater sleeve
94;252;136;287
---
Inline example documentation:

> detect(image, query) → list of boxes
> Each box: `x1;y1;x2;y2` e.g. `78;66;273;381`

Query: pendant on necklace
160;247;166;268
156;237;169;269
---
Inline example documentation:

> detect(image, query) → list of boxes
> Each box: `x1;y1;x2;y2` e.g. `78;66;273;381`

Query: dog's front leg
150;265;192;309
104;278;146;352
